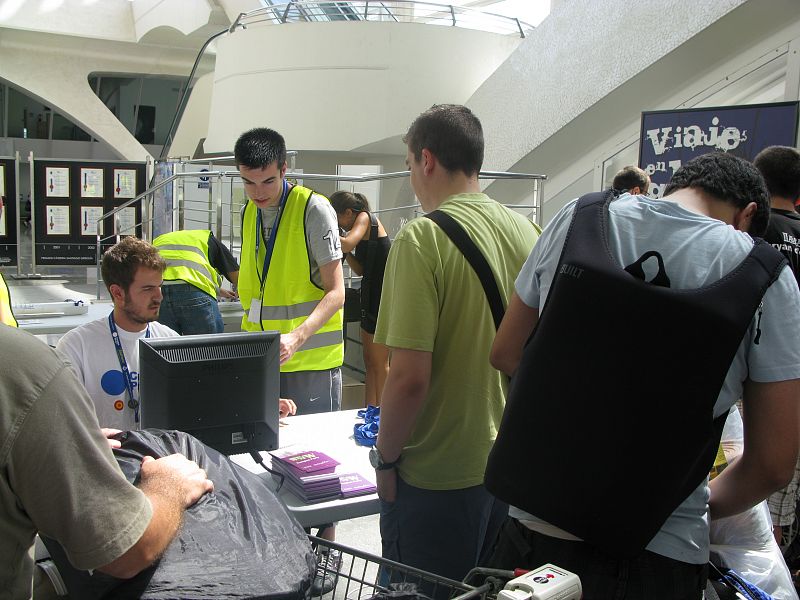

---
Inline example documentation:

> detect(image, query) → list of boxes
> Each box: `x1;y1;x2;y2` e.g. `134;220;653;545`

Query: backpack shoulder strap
425;210;505;331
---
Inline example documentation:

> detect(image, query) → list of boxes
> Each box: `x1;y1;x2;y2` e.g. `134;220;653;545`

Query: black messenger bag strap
425;210;505;331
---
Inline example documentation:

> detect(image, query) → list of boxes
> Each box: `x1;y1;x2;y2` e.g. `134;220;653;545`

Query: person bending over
330;190;391;407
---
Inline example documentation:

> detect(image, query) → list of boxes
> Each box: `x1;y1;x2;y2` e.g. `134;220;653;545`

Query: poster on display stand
639;101;799;198
45;167;70;197
80;206;105;236
113;168;137;199
116;207;138;236
44;205;70;235
33;159;145;265
80;168;104;198
0;158;18;267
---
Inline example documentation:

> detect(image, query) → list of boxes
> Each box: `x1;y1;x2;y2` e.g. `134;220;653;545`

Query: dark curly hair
664;152;770;237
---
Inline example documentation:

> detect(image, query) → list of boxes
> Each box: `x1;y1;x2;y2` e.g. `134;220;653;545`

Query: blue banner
639;101;799;197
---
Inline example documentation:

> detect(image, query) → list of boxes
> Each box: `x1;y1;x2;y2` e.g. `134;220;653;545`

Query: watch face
369;447;380;469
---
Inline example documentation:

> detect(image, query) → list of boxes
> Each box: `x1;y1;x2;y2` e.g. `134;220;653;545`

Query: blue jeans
487;518;707;600
158;283;224;335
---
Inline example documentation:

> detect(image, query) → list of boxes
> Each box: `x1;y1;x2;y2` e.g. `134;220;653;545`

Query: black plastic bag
43;428;316;599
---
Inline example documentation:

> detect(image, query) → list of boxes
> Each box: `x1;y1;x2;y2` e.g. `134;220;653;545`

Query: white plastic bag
709;407;797;599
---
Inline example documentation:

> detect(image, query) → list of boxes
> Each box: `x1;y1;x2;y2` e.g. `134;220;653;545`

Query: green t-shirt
374;193;539;489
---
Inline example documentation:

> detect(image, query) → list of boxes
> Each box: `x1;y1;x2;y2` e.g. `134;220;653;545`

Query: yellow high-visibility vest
0;272;18;327
154;229;220;298
239;185;343;372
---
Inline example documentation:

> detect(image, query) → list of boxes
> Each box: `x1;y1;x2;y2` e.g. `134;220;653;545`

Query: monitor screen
139;331;280;456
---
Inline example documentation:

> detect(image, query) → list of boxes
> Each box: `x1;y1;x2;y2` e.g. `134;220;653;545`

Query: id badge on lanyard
249;180;289;324
108;312;149;423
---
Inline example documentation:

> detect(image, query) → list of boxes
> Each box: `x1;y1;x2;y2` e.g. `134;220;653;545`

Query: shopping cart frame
309;535;513;600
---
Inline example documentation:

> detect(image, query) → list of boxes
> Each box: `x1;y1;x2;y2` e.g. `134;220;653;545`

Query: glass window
88;74;186;146
2;85;91;141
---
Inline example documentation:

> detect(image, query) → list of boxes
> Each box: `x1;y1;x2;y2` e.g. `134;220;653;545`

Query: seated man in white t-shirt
57;236;298;432
57;237;179;431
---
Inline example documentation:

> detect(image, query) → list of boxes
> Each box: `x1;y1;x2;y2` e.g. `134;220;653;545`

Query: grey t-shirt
1;326;152;599
260;191;342;287
512;195;800;564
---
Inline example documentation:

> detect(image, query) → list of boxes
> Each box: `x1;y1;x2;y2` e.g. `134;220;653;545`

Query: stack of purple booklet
270;447;377;503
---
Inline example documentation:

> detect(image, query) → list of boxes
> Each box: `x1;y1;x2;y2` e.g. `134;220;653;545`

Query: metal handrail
95;167;546;297
175;151;298;165
232;1;534;38
159;28;228;161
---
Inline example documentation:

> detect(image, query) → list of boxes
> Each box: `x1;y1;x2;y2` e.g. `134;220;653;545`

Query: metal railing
96;166;546;298
159;28;228;160
231;1;533;38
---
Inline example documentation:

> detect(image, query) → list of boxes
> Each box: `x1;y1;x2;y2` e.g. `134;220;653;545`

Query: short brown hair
612;166;650;193
403;104;484;177
101;237;166;293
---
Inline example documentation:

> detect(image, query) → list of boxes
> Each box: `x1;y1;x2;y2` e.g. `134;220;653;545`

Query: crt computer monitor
139;331;280;456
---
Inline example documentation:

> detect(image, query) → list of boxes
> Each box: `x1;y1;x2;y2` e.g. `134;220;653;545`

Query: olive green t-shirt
0;326;152;600
374;193;539;489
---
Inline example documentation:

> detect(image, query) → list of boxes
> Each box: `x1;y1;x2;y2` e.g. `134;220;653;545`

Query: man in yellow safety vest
234;128;345;593
153;229;239;334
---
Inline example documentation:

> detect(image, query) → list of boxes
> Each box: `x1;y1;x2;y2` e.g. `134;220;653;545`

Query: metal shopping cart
309;536;514;600
309;536;581;600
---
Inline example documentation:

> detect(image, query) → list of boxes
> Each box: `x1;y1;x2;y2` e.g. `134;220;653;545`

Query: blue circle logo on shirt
101;370;126;396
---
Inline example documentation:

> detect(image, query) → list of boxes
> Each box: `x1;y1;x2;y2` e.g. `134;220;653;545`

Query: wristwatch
369;446;401;471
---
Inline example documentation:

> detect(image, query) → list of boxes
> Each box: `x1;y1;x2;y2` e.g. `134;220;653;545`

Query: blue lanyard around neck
255;179;290;287
108;312;149;424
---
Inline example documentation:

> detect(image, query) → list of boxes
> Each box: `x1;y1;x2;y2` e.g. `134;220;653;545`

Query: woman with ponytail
330;191;391;407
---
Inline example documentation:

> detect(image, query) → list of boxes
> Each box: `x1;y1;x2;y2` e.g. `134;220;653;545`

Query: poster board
33;160;146;266
0;158;18;267
639;101;799;198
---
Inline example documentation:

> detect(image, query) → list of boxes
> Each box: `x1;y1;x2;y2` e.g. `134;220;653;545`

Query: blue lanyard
255;179;290;288
108;312;149;424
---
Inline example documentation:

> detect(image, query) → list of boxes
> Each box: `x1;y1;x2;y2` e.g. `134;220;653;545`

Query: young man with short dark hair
373;104;539;580
234;128;344;415
487;152;800;597
234;127;345;593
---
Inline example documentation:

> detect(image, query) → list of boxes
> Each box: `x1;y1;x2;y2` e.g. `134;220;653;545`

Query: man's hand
100;453;214;579
140;454;214;508
101;428;123;449
218;288;238;300
279;398;297;418
279;331;304;365
376;468;397;503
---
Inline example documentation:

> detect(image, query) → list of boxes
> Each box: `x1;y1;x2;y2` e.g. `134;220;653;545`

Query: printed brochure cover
269;446;376;502
271;448;340;474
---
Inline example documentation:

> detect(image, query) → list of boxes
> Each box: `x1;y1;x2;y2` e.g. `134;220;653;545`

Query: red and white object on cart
497;564;582;600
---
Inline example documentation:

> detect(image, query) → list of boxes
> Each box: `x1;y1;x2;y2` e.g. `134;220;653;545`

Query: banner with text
639;102;799;198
